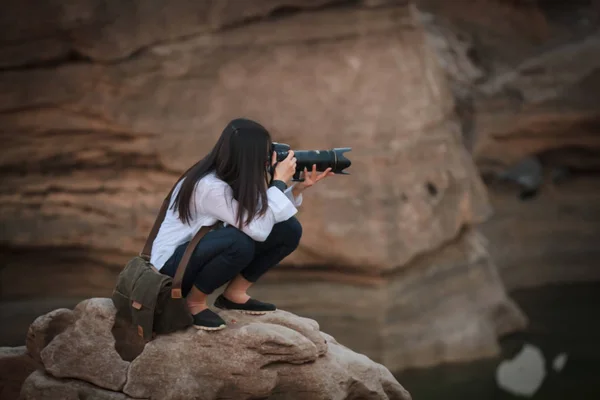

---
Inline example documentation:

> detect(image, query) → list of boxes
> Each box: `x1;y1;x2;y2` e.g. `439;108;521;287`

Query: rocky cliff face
0;0;526;371
418;0;600;289
0;0;491;275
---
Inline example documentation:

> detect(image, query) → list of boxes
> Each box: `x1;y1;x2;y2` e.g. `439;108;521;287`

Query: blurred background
1;0;599;399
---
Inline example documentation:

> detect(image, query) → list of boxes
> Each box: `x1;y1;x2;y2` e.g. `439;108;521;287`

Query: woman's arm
284;184;303;207
198;183;297;242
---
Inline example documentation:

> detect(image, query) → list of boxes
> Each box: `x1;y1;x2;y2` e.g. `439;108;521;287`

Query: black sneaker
192;309;226;331
214;294;277;315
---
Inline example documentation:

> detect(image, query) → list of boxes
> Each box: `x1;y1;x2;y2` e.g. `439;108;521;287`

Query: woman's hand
293;164;335;195
273;150;297;185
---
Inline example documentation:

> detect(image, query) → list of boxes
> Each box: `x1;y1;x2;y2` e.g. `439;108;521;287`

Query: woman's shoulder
194;173;232;208
196;171;229;192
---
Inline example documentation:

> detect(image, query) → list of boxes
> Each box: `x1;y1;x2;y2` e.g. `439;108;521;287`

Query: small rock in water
495;343;546;397
553;352;568;372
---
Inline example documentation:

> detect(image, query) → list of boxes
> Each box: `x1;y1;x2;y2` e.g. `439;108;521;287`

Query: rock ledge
18;298;410;400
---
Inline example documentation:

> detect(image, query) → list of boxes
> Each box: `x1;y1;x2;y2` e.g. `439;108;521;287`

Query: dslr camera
271;142;352;181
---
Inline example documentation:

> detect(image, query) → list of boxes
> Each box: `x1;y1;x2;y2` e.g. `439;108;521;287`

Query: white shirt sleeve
198;182;298;242
284;184;303;207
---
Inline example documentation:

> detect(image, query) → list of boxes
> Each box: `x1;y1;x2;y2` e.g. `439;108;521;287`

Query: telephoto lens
272;142;352;180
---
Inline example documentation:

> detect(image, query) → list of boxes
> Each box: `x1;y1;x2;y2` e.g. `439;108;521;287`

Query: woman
150;118;334;331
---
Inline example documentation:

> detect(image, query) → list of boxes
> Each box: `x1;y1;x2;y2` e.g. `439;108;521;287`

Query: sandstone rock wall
419;0;600;288
0;0;491;274
480;180;600;290
0;0;525;371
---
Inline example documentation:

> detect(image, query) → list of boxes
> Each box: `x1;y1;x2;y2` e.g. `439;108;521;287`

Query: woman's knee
277;217;303;249
225;228;255;264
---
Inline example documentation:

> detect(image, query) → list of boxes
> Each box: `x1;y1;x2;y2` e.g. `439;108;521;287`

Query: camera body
271;142;352;181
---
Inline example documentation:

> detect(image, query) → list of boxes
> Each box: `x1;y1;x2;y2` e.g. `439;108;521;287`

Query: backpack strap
140;194;172;262
139;161;222;299
170;221;222;298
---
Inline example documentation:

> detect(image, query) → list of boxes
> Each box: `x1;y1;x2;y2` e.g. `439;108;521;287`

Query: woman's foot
214;294;276;315
192;309;226;331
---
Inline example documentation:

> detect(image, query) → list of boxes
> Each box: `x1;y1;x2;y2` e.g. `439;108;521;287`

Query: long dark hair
172;118;272;228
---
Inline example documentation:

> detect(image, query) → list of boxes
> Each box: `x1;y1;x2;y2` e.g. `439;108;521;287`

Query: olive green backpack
111;176;219;341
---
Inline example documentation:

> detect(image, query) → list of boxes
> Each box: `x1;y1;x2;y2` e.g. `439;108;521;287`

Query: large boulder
20;298;411;400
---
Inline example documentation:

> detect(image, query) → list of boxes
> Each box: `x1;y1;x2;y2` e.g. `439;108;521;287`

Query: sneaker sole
194;324;226;331
215;306;277;315
238;309;276;315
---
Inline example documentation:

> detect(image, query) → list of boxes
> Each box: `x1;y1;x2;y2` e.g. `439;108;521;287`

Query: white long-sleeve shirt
150;171;302;270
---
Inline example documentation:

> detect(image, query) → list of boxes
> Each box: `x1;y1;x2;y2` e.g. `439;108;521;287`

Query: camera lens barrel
272;143;351;175
293;149;352;174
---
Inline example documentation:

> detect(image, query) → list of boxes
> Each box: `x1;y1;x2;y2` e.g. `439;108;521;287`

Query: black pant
160;217;302;296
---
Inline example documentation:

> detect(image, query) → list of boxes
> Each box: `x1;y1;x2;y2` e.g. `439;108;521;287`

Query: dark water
395;282;600;400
